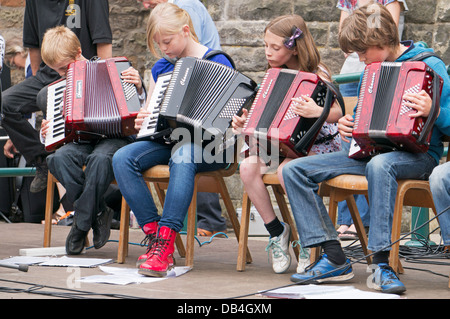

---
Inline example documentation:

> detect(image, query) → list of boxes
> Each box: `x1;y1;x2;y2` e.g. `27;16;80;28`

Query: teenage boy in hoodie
281;3;450;294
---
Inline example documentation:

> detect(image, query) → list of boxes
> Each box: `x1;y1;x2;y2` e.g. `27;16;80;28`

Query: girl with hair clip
112;3;235;277
231;15;343;274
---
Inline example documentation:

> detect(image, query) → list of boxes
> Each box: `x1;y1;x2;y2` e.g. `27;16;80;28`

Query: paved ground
0;222;449;303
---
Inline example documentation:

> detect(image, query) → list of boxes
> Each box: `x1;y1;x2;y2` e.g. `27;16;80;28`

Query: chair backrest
342;96;358;115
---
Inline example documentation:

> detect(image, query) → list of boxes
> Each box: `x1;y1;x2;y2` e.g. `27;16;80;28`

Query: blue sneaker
372;263;406;294
290;254;354;284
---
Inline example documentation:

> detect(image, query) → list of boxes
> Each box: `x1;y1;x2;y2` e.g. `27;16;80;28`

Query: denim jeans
337;195;369;226
282;140;438;252
429;162;450;245
47;138;129;232
112;140;230;232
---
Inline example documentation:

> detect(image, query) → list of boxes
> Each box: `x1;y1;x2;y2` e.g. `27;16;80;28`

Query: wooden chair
43;171;129;262
320;133;450;274
117;145;252;269
43;172;94;248
237;172;301;271
43;172;61;248
318;175;372;264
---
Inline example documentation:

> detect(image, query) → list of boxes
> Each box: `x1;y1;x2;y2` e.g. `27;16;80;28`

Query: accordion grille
174;59;237;128
369;62;401;131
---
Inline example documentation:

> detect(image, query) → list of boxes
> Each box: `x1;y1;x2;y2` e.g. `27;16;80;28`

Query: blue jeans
429;162;450;245
338;82;359;98
337;195;369;226
282;140;438;252
112;140;230;232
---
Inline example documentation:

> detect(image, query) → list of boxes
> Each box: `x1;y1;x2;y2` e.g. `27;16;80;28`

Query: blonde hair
41;26;81;67
4;38;29;67
146;3;198;57
265;14;329;77
339;3;400;54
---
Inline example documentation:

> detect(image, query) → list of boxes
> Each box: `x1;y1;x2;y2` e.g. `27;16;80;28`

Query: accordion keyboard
45;79;67;150
137;72;172;139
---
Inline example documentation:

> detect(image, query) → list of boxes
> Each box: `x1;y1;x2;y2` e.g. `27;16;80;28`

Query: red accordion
349;61;443;159
243;68;341;158
45;57;141;151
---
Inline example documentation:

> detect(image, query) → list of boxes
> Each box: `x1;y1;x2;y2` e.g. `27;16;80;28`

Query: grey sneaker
30;158;48;193
292;241;311;274
265;223;291;273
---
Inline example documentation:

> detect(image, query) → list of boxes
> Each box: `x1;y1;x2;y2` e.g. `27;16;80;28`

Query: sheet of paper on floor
78;266;192;285
260;284;401;299
0;256;112;268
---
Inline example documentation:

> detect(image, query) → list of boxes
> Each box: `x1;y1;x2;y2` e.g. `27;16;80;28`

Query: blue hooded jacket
353;41;450;163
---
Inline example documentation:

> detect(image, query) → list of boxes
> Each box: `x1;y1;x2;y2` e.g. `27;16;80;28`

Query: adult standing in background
137;0;227;237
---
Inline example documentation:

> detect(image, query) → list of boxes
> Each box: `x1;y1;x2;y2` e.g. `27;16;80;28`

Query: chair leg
184;178;199;269
216;177;251;264
43;172;56;247
310;189;340;264
346;194;372;265
310;247;321;264
390;186;406;274
327;189;338;226
117;197;130;264
237;191;252;271
175;233;186;258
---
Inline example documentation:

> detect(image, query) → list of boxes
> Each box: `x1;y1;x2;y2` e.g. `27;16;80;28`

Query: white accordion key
137;72;172;138
45;79;67;149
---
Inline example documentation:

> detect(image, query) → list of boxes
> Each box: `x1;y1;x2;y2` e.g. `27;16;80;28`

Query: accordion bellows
45;57;141;151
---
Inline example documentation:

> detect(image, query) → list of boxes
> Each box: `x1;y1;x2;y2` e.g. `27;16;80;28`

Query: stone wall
1;0;449;84
1;0;448;232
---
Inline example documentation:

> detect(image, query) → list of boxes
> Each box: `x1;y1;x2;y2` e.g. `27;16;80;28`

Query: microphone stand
0;262;28;272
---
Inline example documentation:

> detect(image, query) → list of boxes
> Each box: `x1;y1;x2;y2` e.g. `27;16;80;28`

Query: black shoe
92;207;114;249
66;221;88;255
30;158;48;193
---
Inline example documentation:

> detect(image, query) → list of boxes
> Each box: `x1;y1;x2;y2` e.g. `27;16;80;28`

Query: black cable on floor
0;277;147;299
230;206;450;299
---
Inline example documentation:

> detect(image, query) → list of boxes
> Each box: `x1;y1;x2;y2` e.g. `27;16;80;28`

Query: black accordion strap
325;81;345;117
293;80;345;155
202;50;236;69
407;51;441;62
163;50;236;69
